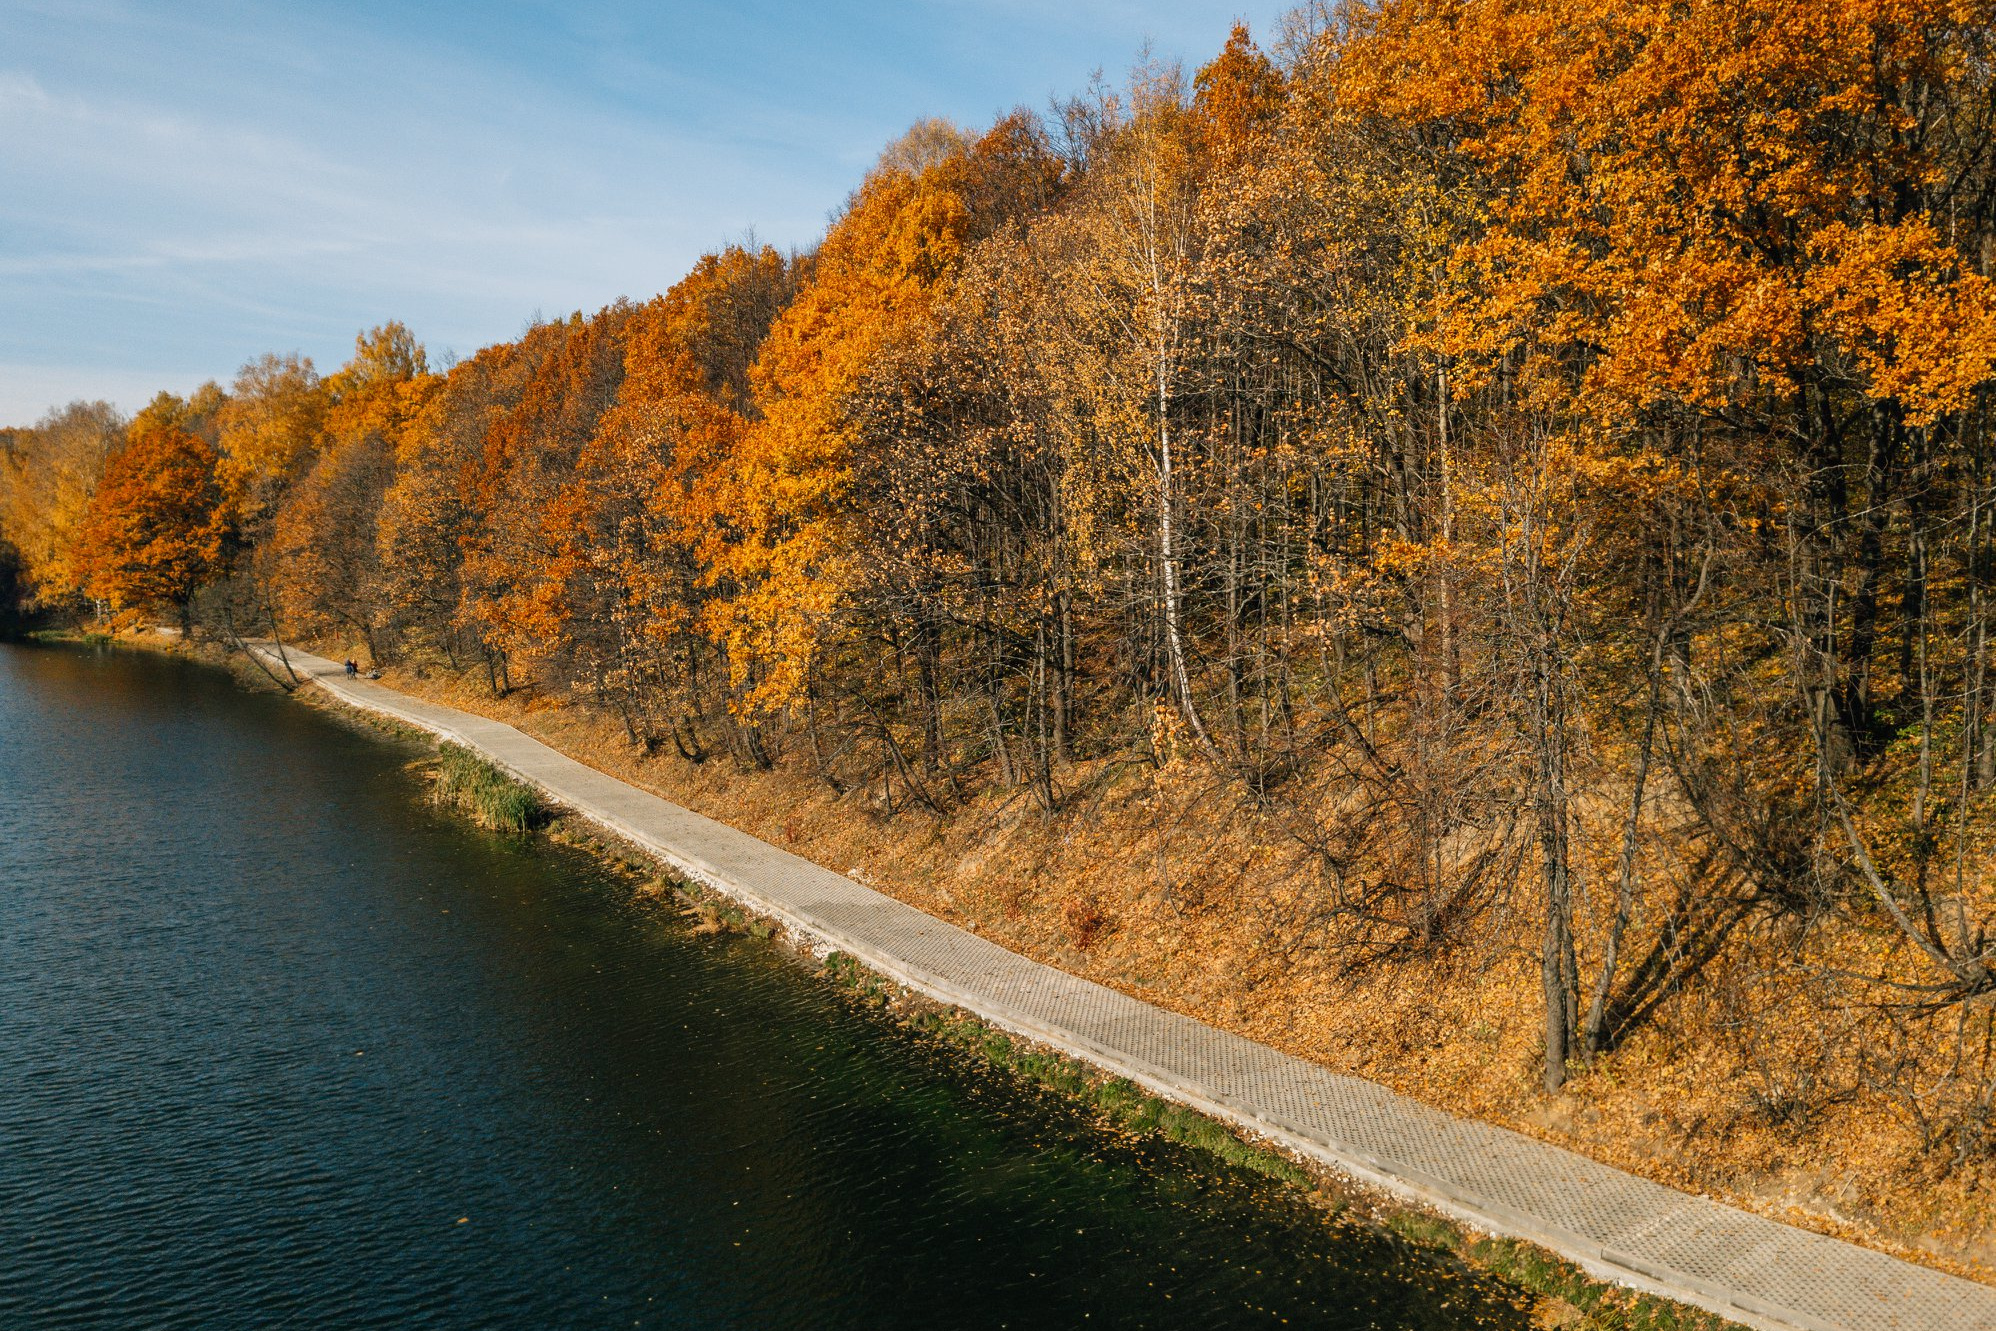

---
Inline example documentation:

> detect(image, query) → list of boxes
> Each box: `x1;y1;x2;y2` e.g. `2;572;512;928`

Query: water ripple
0;644;1525;1330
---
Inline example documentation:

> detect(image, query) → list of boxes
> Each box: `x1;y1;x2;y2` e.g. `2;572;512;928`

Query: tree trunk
1584;639;1661;1061
1157;371;1215;760
1536;640;1579;1093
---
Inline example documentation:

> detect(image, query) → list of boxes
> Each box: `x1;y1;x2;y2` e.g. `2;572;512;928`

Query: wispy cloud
0;0;1285;424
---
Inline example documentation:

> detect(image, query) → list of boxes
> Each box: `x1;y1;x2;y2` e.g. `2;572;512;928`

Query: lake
0;642;1522;1328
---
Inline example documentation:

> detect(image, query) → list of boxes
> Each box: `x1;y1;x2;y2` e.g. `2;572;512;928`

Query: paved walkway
256;644;1996;1331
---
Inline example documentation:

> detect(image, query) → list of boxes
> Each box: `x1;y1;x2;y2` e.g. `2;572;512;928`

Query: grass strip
432;742;542;833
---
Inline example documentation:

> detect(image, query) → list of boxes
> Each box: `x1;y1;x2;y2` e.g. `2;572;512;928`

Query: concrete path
255;643;1996;1331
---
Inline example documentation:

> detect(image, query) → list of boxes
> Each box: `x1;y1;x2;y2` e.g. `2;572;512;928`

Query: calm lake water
0;642;1525;1329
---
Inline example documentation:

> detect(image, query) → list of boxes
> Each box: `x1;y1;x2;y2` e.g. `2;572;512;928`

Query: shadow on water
0;642;1532;1329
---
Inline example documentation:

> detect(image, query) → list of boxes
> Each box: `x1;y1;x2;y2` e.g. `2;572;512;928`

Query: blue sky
0;0;1291;425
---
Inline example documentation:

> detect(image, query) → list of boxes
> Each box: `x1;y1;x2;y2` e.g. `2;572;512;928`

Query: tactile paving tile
254;643;1996;1331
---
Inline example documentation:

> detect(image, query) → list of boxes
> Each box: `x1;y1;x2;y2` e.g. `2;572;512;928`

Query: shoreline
36;624;1991;1277
233;637;1995;1331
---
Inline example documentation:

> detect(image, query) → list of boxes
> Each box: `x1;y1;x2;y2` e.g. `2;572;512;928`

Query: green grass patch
431;743;543;833
1368;1213;1733;1329
1463;1236;1732;1331
27;628;111;645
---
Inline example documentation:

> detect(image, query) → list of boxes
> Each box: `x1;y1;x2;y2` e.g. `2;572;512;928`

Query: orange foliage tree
1339;0;1996;1085
273;323;434;657
549;246;795;758
78;397;228;626
701;115;1062;722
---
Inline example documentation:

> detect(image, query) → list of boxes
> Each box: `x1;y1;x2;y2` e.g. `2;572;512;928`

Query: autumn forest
8;0;1996;1260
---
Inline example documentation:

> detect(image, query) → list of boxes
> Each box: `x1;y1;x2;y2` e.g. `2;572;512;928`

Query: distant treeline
9;2;1996;1160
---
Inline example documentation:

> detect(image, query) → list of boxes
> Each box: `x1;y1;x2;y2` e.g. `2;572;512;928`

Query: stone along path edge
250;644;1996;1331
